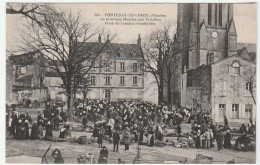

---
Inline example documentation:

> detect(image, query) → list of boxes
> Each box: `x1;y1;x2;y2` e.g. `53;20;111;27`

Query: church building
173;3;256;125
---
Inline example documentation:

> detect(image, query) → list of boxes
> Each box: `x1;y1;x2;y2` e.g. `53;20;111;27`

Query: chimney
98;34;101;43
137;34;141;47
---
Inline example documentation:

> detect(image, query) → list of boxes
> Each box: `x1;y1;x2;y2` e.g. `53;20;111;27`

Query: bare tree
6;3;57;26
142;22;181;105
16;5;114;120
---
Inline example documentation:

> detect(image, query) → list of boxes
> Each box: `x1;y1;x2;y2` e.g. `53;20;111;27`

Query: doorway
105;90;111;102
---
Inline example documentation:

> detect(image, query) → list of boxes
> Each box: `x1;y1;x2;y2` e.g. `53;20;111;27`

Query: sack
78;136;87;144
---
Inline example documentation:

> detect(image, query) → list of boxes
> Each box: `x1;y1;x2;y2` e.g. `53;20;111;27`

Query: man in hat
98;146;108;164
113;129;120;152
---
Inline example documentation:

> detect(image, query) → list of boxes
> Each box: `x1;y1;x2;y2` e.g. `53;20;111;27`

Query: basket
78;136;87;144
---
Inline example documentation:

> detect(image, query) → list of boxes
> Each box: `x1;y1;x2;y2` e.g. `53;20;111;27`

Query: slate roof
237;46;256;63
78;41;142;59
9;52;37;65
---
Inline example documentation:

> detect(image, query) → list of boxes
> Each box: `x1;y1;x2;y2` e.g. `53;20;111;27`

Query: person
204;128;211;149
11;111;18;137
108;118;115;130
30;121;39;140
239;123;247;134
97;130;103;148
113;129;120;152
59;127;67;139
64;122;71;139
157;126;163;141
16;119;23;139
23;120;30;140
224;116;229;129
123;129;130;151
38;119;43;138
45;121;53;140
216;128;224;151
195;130;201;148
25;112;32;124
60;109;67;122
176;124;182;141
224;129;232;149
82;115;88;131
52;148;64;164
98;146;108;164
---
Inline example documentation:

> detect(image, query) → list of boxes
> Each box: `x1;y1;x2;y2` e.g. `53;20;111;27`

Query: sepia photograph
4;1;257;164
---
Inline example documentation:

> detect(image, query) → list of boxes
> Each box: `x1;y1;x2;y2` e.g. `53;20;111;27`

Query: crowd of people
6;98;256;164
74;99;189;150
6;102;70;140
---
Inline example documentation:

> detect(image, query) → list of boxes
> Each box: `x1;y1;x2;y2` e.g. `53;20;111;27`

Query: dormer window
229;61;243;76
232;62;240;75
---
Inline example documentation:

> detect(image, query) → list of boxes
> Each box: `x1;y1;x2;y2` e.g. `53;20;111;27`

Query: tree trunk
67;94;72;120
158;86;163;105
167;83;172;106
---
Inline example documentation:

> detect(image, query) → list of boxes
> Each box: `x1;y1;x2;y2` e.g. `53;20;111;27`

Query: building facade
45;35;144;102
173;3;256;125
8;52;48;104
80;35;144;101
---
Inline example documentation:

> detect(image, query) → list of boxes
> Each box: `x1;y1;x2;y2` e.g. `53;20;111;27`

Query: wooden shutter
240;67;243;76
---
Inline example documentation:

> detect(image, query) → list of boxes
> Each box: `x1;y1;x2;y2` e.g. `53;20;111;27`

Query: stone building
172;3;256;125
8;52;48;104
45;35;144;102
79;35;144;101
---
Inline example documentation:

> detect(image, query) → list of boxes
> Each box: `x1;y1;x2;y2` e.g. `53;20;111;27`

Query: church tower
177;3;237;70
172;3;237;106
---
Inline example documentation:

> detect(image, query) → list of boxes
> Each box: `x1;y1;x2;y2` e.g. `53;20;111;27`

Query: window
133;76;138;85
104;61;110;71
208;4;212;26
232;104;239;118
105;77;111;85
245;82;251;96
90;76;96;85
119;53;125;58
21;66;27;74
120;76;125;85
207;53;214;64
229;62;243;75
133;63;138;72
218;4;222;27
246;82;250;90
219;104;225;110
245;104;252;118
120;62;125;71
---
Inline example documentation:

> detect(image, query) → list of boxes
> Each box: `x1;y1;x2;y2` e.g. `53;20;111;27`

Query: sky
6;3;257;103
